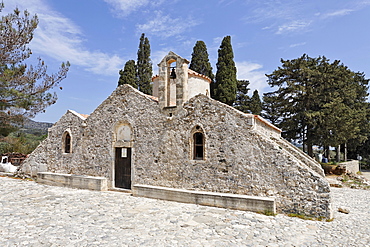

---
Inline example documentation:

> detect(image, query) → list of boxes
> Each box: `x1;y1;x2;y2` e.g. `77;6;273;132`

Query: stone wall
339;160;360;174
20;85;332;218
20;139;48;177
21;110;86;176
253;115;281;139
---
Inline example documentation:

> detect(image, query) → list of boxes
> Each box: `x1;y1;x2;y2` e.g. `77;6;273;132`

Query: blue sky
4;0;370;123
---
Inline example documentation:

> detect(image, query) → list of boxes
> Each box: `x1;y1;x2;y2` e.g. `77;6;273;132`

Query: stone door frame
112;121;134;190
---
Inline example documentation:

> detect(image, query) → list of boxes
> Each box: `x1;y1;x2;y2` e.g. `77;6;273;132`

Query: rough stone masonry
21;51;332;218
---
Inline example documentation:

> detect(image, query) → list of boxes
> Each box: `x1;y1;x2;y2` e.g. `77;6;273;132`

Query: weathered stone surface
37;172;108;191
339;160;360;174
20;52;332;218
338;206;350;214
20;84;331;218
132;184;276;213
1;178;369;246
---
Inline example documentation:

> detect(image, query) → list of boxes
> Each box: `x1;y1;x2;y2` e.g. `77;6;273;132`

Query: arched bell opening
167;61;177;107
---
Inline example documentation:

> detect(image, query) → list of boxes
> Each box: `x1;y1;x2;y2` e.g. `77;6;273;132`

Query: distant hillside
19;119;53;135
22;119;53;130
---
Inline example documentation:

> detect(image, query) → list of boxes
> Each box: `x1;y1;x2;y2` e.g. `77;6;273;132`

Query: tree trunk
336;145;340;163
344;142;347;162
307;144;313;157
324;146;330;161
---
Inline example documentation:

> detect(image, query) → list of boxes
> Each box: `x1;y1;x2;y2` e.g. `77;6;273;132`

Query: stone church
21;52;332;218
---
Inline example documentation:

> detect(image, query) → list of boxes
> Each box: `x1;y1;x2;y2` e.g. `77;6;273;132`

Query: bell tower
156;51;189;109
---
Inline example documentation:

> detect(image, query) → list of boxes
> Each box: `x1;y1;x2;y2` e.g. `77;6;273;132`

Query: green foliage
287;213;331;221
213;36;237;105
265;54;369;155
118;60;137;88
0;4;69;136
262;92;283;125
0;131;47;154
189;41;214;81
262;210;277;216
136;33;152;95
234;80;250;113
249;90;262;115
347;103;370;162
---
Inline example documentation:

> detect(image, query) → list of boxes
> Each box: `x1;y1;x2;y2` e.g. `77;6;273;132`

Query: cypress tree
137;33;152;94
189;41;214;81
249;90;262;115
233;80;250;113
213;36;237;105
118;60;137;88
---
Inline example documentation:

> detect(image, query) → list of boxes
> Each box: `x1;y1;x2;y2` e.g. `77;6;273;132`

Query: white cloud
236;61;269;94
103;0;150;17
3;0;123;76
244;1;370;35
213;36;224;45
289;42;307;48
103;0;170;17
136;11;199;38
321;9;354;18
243;1;303;24
276;20;312;35
151;49;171;70
319;1;370;19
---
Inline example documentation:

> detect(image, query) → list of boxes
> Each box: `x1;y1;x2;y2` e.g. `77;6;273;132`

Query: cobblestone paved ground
0;176;369;246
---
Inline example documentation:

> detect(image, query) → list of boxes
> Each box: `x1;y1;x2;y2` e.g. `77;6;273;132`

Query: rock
334;165;347;175
326;178;342;187
338;207;350;214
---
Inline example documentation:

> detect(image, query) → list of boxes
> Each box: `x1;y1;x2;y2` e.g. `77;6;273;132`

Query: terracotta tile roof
151;69;212;83
254;115;282;133
68;110;89;120
188;69;212;83
145;95;158;102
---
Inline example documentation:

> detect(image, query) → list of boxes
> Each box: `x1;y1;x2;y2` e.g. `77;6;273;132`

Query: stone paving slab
361;170;370;180
1;176;369;246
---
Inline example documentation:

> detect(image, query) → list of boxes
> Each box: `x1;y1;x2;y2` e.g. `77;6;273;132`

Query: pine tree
118;60;137;88
0;4;70;136
189;41;214;81
249;90;262;115
213;36;237;105
137;33;152;95
233;80;250;113
313;64;369;149
262;92;283;125
266;54;323;155
265;54;369;157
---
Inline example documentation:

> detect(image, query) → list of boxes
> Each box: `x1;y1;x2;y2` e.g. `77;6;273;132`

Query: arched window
63;132;71;153
193;132;204;160
191;124;206;161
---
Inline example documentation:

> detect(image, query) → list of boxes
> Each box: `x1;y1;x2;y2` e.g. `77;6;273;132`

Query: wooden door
115;147;131;189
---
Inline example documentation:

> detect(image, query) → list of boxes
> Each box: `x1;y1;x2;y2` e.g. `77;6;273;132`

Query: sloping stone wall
21;110;86;176
20;139;48;177
20;85;331;218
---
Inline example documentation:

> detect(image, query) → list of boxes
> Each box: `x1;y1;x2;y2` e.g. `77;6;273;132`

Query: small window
64;132;71;153
193;132;204;160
